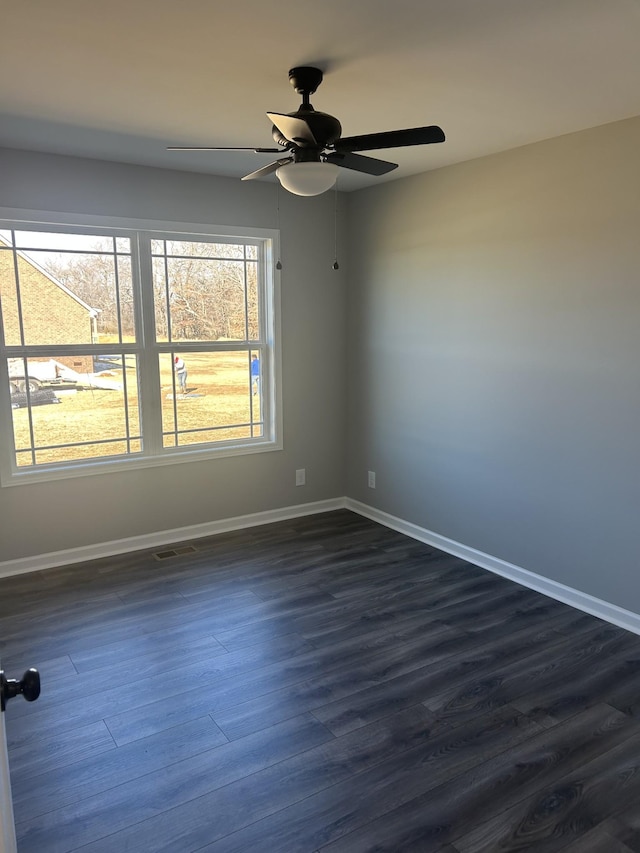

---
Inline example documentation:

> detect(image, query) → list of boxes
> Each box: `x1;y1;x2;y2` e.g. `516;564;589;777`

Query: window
0;215;280;484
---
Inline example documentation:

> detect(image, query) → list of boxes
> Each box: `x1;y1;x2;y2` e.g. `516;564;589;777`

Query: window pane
9;354;141;467
12;231;120;253
151;240;246;259
0;233;134;347
34;440;133;466
152;241;253;343
247;261;259;340
116;256;135;342
160;350;263;447
0;244;21;345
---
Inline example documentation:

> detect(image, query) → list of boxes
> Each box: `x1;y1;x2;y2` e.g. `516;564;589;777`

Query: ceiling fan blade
241;158;292;181
325;151;398;176
334;125;445;153
167;146;283;152
267;112;317;145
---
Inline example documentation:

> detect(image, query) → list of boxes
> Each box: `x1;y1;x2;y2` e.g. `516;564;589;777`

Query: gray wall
346;116;640;612
0;148;347;562
4;114;640;616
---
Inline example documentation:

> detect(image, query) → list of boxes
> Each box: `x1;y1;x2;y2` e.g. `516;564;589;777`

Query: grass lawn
12;351;262;466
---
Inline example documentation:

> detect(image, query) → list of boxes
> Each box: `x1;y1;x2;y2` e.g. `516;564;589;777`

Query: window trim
0;208;282;487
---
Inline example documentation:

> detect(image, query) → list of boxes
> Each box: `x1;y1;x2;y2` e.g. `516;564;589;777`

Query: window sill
1;437;283;487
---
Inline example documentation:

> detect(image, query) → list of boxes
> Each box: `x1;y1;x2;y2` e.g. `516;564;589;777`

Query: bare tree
153;242;258;341
43;239;258;344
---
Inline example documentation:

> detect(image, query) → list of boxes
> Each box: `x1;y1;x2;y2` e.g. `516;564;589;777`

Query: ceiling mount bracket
288;67;323;101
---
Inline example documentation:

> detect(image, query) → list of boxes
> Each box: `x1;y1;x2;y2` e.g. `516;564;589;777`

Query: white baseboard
346;498;640;636
0;498;345;579
3;494;639;638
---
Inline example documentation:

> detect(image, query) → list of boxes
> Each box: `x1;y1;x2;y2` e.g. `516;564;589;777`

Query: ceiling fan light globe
276;161;339;196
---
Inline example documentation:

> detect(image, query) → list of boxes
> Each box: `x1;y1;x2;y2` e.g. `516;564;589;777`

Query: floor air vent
153;545;198;561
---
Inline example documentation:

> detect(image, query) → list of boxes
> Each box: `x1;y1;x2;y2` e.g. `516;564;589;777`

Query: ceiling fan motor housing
272;110;342;148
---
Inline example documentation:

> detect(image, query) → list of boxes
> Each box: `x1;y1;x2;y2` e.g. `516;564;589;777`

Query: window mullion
264;237;280;445
134;235;163;456
258;242;271;436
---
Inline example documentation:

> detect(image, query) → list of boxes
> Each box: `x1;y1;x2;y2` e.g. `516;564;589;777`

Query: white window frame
0;209;282;487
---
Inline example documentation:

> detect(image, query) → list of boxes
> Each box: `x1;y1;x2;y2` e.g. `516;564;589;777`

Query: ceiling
2;0;640;192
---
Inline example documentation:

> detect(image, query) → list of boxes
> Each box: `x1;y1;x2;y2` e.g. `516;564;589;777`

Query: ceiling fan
168;66;445;196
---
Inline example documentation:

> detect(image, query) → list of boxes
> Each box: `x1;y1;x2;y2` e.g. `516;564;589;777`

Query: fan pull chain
332;181;340;270
275;182;283;270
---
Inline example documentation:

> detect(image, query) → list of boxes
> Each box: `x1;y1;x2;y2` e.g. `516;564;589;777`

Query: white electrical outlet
368;470;376;488
296;468;306;486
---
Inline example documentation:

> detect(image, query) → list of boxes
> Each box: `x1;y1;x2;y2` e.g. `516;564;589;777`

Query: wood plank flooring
2;509;640;851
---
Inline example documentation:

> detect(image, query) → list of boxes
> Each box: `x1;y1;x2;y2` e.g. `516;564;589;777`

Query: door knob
0;668;41;711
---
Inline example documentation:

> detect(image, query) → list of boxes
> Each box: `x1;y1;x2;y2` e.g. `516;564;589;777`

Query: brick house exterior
0;239;98;374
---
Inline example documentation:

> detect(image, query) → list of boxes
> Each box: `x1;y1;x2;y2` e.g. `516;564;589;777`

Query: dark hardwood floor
2;509;640;852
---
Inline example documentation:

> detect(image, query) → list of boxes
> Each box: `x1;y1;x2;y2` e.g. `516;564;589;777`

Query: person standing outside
251;353;260;397
174;355;188;393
